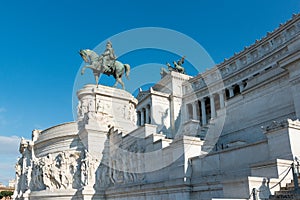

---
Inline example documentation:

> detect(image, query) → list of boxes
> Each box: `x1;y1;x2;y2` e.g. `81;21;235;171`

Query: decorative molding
287;118;300;129
262;118;300;133
184;14;299;95
261;120;288;132
41;122;77;136
136;91;150;102
242;73;289;98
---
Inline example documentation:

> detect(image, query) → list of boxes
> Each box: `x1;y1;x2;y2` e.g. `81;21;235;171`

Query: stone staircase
269;176;300;200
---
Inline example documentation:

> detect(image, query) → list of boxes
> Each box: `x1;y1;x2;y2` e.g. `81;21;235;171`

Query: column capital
218;89;225;94
200;97;206;103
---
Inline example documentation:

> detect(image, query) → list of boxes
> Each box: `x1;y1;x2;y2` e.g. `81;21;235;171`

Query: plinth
76;84;138;159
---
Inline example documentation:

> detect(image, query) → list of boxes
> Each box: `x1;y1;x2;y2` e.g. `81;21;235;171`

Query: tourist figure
258;178;271;200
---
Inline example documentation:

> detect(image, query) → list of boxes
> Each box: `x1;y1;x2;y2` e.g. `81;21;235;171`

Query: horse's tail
124;64;130;80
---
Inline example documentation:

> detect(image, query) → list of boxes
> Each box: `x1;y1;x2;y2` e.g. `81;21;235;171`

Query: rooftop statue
166;56;186;74
79;41;130;89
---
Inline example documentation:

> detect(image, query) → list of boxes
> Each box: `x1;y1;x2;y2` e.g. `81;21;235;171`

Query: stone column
137;111;141;126
200;98;207;125
150;104;154;125
192;101;198;120
210;95;216;119
185;104;190;121
145;106;150;124
229;86;234;98
141;108;145;126
218;90;225;109
238;82;245;93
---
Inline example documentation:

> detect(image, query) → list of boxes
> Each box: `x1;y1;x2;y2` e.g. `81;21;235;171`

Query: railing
249;157;300;200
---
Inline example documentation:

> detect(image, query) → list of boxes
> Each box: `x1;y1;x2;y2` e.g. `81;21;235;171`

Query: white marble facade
13;14;300;200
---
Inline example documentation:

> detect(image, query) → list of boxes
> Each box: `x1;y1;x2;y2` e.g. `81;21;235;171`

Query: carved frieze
108;141;145;186
14;144;87;197
187;19;298;93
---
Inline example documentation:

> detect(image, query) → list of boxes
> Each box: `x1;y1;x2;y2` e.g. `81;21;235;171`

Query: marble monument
13;13;300;200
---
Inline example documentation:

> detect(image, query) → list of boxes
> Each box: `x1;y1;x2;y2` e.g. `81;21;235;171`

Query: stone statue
81;161;88;186
80;149;98;186
77;101;82;118
128;103;136;122
42;155;52;190
96;99;103;113
18;138;34;194
166;56;186;74
13;159;22;198
79;41;131;89
81;101;88;117
31;159;45;190
32;130;40;142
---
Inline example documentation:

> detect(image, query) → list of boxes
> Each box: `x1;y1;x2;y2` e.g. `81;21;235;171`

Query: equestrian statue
79;41;130;89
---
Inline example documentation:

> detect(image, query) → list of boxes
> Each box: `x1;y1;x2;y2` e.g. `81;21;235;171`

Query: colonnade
186;91;224;125
186;82;246;125
136;82;246;127
137;104;151;126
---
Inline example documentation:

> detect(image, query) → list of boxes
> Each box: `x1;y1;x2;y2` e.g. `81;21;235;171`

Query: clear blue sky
0;0;299;185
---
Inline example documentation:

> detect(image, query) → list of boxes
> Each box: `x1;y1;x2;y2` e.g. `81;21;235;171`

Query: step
286;182;300;188
269;193;300;200
275;190;297;195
